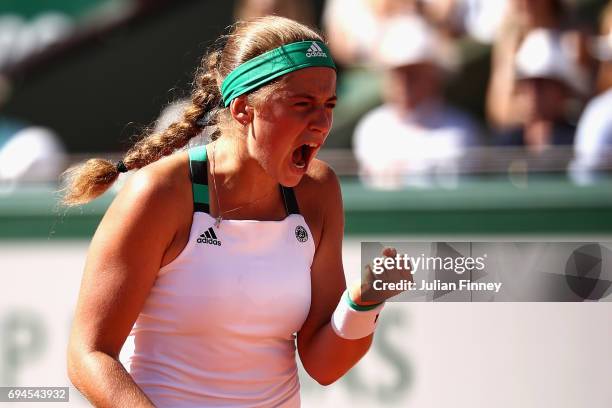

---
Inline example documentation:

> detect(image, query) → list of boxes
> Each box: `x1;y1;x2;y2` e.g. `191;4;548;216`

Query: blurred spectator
486;0;589;129
0;125;67;185
234;0;315;27
594;1;612;94
0;12;74;72
424;0;510;43
323;0;420;67
353;16;480;189
0;76;66;185
456;0;509;43
495;29;584;154
570;1;612;184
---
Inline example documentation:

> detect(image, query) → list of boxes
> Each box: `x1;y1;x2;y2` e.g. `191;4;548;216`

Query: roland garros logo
295;225;308;242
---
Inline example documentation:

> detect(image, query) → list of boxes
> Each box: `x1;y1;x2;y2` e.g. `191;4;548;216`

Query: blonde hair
61;16;324;206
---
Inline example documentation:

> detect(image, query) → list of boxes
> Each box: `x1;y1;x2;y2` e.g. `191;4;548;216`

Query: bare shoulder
294;159;343;249
113;152;191;221
295;158;342;218
96;150;193;254
92;149;195;265
118;151;191;205
298;158;341;198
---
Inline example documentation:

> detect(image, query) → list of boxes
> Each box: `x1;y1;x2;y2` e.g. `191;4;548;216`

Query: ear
229;95;254;126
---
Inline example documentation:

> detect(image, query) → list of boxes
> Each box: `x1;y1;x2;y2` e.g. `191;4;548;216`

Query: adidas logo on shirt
306;42;327;58
197;227;222;246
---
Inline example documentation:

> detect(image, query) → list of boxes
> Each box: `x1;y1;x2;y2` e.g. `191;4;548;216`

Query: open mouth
291;143;319;169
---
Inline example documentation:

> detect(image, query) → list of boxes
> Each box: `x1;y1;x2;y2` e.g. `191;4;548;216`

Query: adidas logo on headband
306;42;327;58
221;41;336;106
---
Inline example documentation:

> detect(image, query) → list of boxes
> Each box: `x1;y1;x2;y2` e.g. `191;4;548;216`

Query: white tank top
121;145;314;407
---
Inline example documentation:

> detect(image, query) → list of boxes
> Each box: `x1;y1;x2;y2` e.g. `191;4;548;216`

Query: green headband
220;40;336;107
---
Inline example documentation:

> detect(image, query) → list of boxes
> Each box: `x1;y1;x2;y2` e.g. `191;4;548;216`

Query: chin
273;157;308;187
279;174;303;188
279;166;307;187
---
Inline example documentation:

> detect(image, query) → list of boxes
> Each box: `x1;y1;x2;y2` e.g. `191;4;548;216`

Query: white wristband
330;289;385;340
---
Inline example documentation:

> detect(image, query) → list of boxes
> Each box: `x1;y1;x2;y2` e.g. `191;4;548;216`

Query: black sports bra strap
280;186;300;215
188;145;210;213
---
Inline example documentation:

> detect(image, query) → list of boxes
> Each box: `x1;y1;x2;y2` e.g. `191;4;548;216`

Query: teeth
306;143;318;148
295;162;305;169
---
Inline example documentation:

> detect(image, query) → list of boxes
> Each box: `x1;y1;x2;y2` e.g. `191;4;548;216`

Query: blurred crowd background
1;0;612;189
1;3;612;407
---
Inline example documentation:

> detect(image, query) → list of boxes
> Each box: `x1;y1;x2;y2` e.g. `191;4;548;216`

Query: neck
209;135;282;219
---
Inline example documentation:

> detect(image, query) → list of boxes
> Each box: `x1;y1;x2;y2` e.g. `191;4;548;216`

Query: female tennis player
65;16;411;407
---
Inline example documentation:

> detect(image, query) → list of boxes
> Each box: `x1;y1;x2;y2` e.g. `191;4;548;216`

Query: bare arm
67;160;188;407
486;24;523;128
296;165;374;386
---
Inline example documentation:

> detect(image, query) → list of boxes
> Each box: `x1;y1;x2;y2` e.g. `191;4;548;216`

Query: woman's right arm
67;162;187;407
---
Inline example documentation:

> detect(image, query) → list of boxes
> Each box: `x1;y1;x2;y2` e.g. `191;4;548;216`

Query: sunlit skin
246;67;337;187
209;67;337;215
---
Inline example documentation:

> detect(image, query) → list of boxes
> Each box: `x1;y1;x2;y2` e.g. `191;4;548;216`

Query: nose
308;106;333;136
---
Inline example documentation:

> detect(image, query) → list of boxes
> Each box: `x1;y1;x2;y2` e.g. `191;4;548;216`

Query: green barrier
1;177;612;239
341;178;612;234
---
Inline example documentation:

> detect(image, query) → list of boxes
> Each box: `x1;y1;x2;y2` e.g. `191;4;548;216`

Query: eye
294;101;310;107
326;102;336;109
